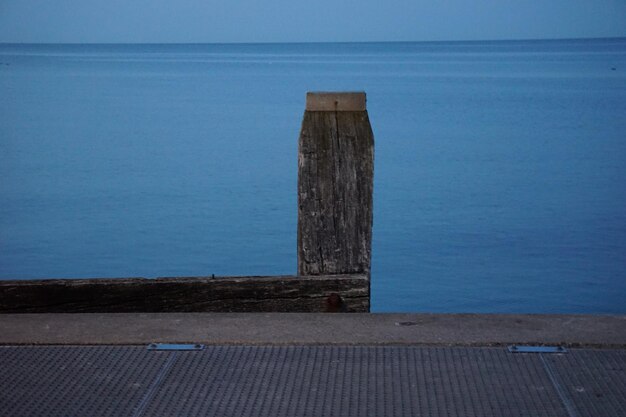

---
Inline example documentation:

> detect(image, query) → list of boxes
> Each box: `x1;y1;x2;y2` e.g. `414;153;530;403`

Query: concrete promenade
1;313;624;346
1;313;625;416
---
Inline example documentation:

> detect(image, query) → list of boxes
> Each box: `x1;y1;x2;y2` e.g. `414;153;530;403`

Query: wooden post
298;92;374;277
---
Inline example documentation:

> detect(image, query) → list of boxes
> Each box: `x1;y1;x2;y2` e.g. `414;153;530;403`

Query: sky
1;0;625;43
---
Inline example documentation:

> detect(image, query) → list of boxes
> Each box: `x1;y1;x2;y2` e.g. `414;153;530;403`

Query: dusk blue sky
1;0;626;43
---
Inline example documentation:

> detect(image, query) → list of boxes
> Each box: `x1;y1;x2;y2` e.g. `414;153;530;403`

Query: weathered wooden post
298;92;375;282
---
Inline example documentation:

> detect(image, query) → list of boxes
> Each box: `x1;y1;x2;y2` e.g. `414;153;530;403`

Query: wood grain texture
298;110;374;276
0;275;369;313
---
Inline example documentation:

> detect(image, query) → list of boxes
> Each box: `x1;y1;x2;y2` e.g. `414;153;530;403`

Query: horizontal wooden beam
305;92;366;111
0;275;369;313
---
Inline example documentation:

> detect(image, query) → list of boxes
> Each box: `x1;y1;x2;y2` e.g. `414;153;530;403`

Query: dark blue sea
1;39;625;313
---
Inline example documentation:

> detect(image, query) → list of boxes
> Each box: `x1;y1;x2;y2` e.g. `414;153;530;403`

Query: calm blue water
1;39;625;313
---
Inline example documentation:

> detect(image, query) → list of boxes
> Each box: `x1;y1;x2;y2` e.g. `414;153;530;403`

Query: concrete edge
1;313;624;348
3;342;626;350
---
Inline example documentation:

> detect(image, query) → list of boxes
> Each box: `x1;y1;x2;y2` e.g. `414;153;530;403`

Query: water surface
1;39;625;313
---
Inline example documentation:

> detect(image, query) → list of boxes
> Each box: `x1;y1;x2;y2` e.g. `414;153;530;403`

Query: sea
1;39;625;313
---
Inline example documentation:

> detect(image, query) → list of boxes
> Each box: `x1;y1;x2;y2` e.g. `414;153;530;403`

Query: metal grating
142;346;566;417
1;345;624;417
542;349;626;417
0;346;171;417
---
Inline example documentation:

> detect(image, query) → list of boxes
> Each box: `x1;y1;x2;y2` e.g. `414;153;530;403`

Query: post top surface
306;91;366;111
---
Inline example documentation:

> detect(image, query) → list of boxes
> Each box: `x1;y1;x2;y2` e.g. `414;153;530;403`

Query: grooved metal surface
542;349;626;417
0;346;171;417
1;346;624;417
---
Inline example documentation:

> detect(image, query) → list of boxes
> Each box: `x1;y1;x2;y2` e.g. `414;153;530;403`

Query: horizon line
1;35;625;46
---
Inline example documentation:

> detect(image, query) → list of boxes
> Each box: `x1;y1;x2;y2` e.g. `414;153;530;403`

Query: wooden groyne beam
0;275;369;313
0;92;374;313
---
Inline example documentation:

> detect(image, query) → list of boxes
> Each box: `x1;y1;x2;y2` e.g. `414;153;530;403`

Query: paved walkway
1;313;625;346
1;313;625;416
